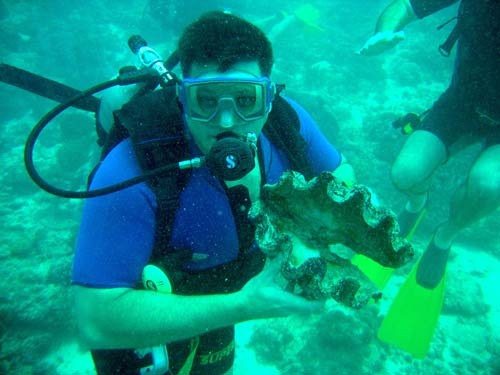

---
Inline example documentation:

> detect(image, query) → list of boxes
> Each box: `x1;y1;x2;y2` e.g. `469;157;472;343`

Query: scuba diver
360;0;500;359
61;11;356;375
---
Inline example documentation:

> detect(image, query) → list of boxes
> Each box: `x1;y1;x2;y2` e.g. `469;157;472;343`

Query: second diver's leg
391;130;447;237
434;144;500;248
418;144;500;288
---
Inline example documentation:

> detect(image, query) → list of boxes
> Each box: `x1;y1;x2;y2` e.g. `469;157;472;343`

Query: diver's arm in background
358;0;417;56
74;263;323;350
374;0;417;33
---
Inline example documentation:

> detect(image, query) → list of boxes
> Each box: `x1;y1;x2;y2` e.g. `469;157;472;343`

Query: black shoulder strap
89;87;190;374
113;87;190;258
114;86;188;171
263;95;315;180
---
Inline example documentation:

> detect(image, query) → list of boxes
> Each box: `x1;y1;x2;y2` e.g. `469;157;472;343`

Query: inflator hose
23;69;183;199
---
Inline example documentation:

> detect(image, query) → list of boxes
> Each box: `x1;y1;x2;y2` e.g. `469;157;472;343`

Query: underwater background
1;0;499;374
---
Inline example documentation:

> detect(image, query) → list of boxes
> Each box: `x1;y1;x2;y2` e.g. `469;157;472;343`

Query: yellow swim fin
377;257;447;359
351;253;394;290
294;4;325;33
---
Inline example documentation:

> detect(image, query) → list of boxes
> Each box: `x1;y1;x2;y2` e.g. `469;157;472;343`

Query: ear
268;82;277;113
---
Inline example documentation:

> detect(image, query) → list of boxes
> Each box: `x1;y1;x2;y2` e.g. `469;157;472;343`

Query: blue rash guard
72;98;342;288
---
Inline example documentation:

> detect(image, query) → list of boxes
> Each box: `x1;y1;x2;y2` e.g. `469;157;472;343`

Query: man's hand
239;258;325;320
357;30;405;56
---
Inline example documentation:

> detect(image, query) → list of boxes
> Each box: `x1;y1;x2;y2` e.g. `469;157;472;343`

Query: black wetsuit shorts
419;84;500;150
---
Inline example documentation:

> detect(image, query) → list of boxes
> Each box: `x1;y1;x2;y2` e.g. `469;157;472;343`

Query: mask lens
181;78;273;122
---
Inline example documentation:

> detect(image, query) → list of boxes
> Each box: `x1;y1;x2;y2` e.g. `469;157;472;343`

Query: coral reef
250;171;413;308
250;305;380;375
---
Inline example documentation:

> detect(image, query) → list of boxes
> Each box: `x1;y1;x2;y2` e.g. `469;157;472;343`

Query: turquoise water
1;1;499;374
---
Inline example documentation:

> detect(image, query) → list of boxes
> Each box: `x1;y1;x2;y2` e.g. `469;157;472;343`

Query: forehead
187;61;263;79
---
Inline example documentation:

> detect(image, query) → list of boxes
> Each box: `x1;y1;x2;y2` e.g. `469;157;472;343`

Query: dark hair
177;11;274;77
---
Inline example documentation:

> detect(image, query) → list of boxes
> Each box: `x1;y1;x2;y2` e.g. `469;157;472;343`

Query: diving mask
178;77;275;123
